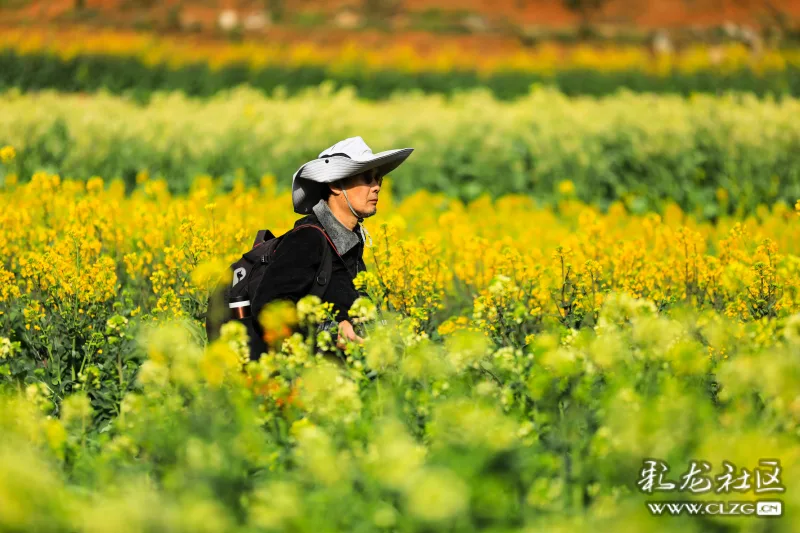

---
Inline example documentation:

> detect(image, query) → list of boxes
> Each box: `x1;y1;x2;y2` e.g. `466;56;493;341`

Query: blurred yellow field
2;163;800;531
3;26;798;75
3;170;800;332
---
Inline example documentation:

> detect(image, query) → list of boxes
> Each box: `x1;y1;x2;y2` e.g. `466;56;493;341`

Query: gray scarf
311;199;369;255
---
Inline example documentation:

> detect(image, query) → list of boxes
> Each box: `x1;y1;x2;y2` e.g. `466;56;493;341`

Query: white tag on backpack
232;267;246;287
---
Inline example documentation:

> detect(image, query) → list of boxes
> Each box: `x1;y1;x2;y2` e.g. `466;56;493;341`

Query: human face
340;167;382;217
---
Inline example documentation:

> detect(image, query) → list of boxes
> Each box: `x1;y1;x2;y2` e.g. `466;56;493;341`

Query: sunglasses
357;170;383;187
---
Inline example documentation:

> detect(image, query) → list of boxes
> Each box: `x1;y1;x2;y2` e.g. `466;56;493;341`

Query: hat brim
292;147;413;214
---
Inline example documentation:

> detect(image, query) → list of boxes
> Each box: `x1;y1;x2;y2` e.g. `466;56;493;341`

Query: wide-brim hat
292;136;414;214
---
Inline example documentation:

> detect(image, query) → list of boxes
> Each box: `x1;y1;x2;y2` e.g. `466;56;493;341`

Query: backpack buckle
316;273;327;285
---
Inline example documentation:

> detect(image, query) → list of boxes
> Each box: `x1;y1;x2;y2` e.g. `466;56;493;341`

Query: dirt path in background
1;0;798;53
400;0;800;28
4;0;800;27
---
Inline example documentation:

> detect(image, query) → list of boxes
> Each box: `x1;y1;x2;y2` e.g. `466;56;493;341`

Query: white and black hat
291;136;414;214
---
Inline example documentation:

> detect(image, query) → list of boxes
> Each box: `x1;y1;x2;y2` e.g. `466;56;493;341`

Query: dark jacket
252;199;368;326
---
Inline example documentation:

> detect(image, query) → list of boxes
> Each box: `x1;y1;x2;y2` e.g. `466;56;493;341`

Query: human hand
336;320;364;349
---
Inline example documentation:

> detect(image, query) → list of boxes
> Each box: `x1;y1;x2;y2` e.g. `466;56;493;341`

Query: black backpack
205;223;336;360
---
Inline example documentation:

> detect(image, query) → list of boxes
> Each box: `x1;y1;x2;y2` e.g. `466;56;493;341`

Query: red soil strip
4;0;800;29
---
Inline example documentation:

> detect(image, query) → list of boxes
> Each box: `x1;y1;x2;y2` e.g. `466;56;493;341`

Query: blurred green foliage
1;297;799;532
1;85;799;218
1;49;799;100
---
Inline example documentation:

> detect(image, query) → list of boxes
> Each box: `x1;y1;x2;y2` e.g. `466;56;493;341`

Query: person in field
252;136;413;348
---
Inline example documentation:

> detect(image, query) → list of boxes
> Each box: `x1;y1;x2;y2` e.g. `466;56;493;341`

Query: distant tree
266;0;284;23
563;0;609;26
763;1;792;32
362;0;403;22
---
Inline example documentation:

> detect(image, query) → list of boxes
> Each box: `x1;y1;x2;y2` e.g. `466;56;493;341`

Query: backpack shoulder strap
290;224;337;299
252;229;275;248
292;223;340;257
310;233;334;299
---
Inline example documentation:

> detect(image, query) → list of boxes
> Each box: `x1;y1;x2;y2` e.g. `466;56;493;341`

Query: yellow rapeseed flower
0;145;15;164
558;179;576;196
